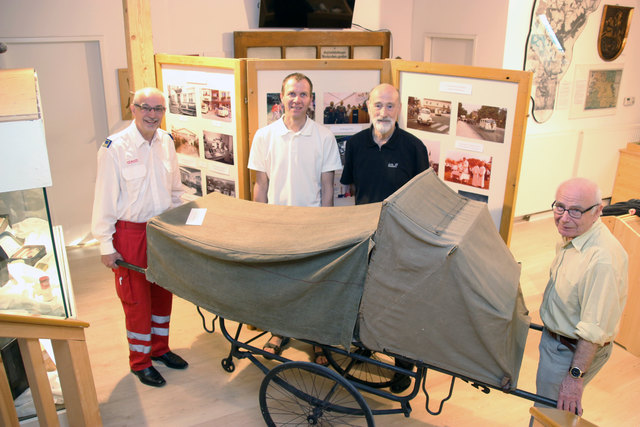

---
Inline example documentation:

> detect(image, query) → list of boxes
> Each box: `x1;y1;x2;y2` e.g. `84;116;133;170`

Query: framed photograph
456;102;507;143
569;64;623;119
406;97;451;135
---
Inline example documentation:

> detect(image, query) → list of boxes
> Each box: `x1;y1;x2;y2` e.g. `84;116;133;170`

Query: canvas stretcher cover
358;169;530;390
145;193;380;348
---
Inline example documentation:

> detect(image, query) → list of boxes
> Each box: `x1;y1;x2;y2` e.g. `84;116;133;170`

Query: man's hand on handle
101;252;123;269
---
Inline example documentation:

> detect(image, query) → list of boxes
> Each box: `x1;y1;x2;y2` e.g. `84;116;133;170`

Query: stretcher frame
117;259;555;426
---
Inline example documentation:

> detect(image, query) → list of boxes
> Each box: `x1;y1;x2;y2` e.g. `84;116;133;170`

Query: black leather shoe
151;351;189;369
131;366;166;387
390;373;412;393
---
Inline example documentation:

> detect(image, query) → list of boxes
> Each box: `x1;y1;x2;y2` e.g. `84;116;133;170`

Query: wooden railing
0;313;101;426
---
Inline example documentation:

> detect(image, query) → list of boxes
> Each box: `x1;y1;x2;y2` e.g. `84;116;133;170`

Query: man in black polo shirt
340;83;429;393
340;83;429;205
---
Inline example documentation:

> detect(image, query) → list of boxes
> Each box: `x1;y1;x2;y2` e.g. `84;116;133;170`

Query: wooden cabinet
602;214;640;357
611;142;640;204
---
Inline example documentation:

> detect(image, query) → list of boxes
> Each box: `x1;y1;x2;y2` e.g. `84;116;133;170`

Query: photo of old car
417;108;433;126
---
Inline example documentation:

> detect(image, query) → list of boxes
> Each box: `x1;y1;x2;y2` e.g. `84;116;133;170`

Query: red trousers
113;221;173;370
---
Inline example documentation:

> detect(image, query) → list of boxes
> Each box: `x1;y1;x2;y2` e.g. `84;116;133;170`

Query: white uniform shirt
91;122;184;255
247;117;342;207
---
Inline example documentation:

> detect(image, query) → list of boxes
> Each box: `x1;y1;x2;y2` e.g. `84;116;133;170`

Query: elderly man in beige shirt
535;177;628;416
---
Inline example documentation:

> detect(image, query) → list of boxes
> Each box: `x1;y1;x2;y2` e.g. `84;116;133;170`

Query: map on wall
524;0;601;123
584;69;622;110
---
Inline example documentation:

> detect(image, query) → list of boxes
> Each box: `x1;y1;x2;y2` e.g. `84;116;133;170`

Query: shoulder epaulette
102;139;112;148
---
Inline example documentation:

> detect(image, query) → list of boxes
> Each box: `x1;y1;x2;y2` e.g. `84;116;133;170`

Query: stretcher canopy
358;169;530;390
145;194;380;348
145;169;530;390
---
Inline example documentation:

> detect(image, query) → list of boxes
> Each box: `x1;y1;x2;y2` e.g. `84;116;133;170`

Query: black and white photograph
458;189;489;204
167;85;197;117
457;102;507;143
206;175;236;197
420;138;441;174
200;88;232;122
444;150;492;190
406;96;451;134
266;93;283;124
203;130;234;165
334;135;354;202
179;166;202;197
323;92;369;124
171;126;200;157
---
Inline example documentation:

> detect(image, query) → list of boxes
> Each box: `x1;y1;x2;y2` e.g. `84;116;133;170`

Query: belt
547;330;611;353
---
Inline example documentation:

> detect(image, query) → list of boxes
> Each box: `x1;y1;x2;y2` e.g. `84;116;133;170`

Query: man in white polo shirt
248;72;342;364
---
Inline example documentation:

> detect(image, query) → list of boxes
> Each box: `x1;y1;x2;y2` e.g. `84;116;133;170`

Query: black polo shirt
340;124;430;205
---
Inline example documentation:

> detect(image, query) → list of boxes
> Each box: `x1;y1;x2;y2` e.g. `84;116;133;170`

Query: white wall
504;0;640;215
410;0;510;66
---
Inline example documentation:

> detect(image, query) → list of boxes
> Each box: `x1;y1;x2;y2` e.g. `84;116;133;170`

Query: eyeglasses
551;201;599;219
134;104;166;113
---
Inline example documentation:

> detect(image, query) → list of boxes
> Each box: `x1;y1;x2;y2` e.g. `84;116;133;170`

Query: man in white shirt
248;73;342;364
91;87;187;387
535;177;628;415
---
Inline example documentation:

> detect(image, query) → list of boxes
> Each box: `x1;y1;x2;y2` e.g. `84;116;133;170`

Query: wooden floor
67;214;640;426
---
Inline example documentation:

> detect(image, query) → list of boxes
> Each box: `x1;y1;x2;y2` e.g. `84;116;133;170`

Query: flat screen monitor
258;0;356;29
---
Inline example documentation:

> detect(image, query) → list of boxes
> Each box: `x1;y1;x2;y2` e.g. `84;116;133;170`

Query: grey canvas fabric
145;169;529;390
145;193;381;348
358;169;530;390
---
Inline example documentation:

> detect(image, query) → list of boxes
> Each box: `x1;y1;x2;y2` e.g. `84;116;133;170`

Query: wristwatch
569;366;585;378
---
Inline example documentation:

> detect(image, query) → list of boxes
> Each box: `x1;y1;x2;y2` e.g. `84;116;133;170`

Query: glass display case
0;68;74;318
0;188;72;317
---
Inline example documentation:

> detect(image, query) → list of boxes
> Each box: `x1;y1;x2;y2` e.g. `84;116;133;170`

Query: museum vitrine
0;188;72;317
0;68;73;318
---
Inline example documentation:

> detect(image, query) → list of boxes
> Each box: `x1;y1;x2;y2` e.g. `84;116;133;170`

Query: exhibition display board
154;54;250;200
154;55;532;243
391;61;532;244
246;58;390;206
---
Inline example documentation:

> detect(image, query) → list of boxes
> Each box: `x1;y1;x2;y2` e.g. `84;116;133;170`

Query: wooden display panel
234;30;391;59
154;54;250;200
390;60;532;244
602;214;640;357
611;142;640;205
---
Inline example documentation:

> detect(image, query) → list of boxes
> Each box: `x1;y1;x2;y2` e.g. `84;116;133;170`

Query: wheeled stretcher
119;169;555;425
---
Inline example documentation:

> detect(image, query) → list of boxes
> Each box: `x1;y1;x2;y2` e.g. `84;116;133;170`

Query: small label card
186;208;207;226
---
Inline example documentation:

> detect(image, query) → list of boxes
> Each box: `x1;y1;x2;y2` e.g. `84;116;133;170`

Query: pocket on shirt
122;164;147;194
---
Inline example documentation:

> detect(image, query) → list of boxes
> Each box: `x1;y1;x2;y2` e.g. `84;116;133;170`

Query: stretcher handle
115;259;147;275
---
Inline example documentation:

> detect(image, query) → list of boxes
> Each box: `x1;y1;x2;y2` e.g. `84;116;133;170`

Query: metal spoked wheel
324;345;396;389
259;361;374;426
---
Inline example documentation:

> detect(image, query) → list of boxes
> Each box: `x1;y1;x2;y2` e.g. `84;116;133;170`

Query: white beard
373;119;393;135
